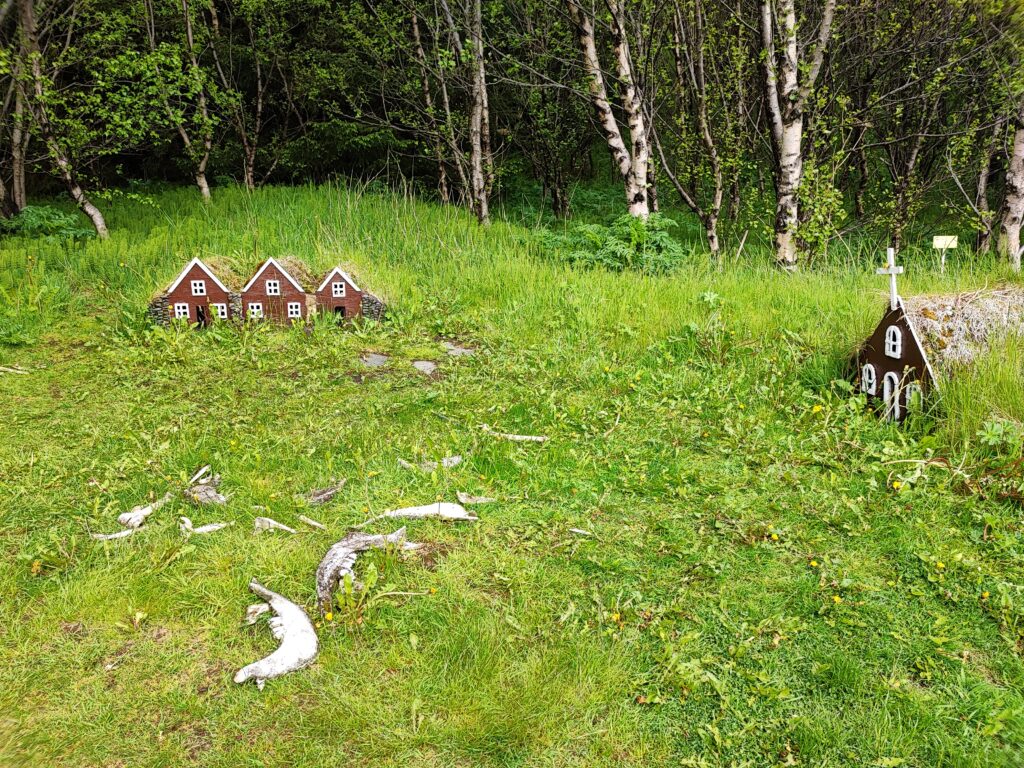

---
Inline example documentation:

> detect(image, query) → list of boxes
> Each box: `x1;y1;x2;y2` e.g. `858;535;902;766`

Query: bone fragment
118;492;174;529
456;491;496;505
179;517;233;535
254;517;297;534
298;515;327;531
355;502;477;529
480;425;548;443
234;580;319;690
91;528;138;541
315;527;421;607
398;455;463;472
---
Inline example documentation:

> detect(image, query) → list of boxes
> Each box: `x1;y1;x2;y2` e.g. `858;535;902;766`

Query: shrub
0;206;94;248
538;212;687;275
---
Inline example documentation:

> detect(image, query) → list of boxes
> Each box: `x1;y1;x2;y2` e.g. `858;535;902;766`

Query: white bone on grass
456;491;496;505
179;517;233;535
118;492;174;529
315;527;422;608
480;424;548;443
234;580;318;690
354;502;477;529
298;515;327;531
91;528;138;541
254;517;297;534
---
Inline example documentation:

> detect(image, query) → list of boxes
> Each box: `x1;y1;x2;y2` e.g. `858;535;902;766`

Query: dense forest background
1;0;1023;270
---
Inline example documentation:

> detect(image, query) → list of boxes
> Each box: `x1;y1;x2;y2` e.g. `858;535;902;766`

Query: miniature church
148;257;385;327
856;249;1024;421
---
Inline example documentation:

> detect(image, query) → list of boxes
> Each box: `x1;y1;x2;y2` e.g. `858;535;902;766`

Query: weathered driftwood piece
303;478;347;506
456;491;496;505
91;528;139;541
355;502;477;529
480;424;548;443
179;517;234;535
315;527;422;607
234;580;319;690
118;492;174;529
398;455;463;472
254;517;297;534
298;515;327;531
244;602;271;624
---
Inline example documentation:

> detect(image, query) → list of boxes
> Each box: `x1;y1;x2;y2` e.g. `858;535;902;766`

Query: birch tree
566;0;650;218
758;0;836;269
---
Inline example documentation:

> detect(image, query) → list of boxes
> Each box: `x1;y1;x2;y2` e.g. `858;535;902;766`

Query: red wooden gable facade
164;258;232;326
241;258;309;323
314;267;363;318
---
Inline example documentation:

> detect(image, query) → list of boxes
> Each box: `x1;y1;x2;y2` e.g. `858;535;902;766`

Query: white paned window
884;325;902;358
332;281;346;298
861;364;877;395
266;279;281;296
288;302;302;319
905;382;923;411
190;280;206;296
883;372;901;421
174;303;189;319
213;303;228;319
248;303;263;319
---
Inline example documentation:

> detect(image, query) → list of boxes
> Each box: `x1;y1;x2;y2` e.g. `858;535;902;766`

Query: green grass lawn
1;185;1023;766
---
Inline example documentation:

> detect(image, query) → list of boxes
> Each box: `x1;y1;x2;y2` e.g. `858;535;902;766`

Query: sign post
932;235;958;274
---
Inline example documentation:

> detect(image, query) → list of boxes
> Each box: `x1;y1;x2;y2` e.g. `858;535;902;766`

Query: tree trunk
999;111;1024;271
411;11;450;204
609;0;649;218
567;0;648;218
11;76;27;211
974;120;1001;253
18;0;108;237
469;0;490;224
773;119;802;268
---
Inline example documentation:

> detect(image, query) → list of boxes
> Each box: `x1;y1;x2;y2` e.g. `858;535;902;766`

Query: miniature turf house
315;267;363;318
241;257;315;323
148;257;241;326
150;256;387;327
856;249;1024;421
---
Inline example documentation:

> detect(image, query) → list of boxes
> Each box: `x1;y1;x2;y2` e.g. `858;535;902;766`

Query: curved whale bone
398;455;463;472
254;517;297;534
298;515;327;531
118;492;174;529
244;602;271;624
354;502;477;530
315;527;422;608
480;424;548;443
185;468;227;505
234;580;319;690
179;517;233;535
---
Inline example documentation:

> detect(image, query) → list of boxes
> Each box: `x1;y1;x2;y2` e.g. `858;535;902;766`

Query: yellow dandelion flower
810;560;820;567
30;560;42;575
770;533;779;541
325;612;334;622
892;481;902;490
812;404;823;413
610;612;620;623
936;562;945;570
982;591;990;600
429;587;437;595
738;403;746;410
832;595;842;604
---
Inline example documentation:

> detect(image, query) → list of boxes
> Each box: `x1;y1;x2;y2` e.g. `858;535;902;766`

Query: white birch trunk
469;0;490;224
999;113;1024;272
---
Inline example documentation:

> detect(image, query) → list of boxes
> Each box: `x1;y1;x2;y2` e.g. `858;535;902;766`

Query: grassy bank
1;185;1023;766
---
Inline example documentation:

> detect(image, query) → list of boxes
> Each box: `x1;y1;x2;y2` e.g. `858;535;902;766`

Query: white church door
882;372;901;421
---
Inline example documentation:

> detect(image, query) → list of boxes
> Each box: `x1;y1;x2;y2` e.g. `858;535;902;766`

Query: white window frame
905;382;923;411
332;281;346;298
174;302;190;320
287;301;302;319
861;363;877;395
265;279;281;296
884;325;903;358
882;372;901;421
212;303;228;320
190;279;207;296
248;302;263;319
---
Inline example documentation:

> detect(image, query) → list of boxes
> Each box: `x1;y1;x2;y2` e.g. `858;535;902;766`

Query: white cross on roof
876;247;903;311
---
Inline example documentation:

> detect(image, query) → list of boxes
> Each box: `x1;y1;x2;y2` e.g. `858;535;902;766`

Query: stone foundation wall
148;296;170;327
360;293;387;322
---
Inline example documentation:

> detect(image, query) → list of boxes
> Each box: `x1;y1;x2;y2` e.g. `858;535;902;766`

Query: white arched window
882;372;901;421
905;382;923;412
861;364;877;395
884;326;903;358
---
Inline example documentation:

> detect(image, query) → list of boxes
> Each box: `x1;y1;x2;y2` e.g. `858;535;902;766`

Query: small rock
412;360;438;375
443;342;475;357
361;353;389;368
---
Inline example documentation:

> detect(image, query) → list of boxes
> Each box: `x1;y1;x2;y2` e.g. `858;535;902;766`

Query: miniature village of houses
855;248;1024;421
148;256;385;327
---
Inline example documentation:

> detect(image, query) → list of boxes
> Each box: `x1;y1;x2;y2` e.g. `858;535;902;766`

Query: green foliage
0;206;95;247
538;213;688;275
